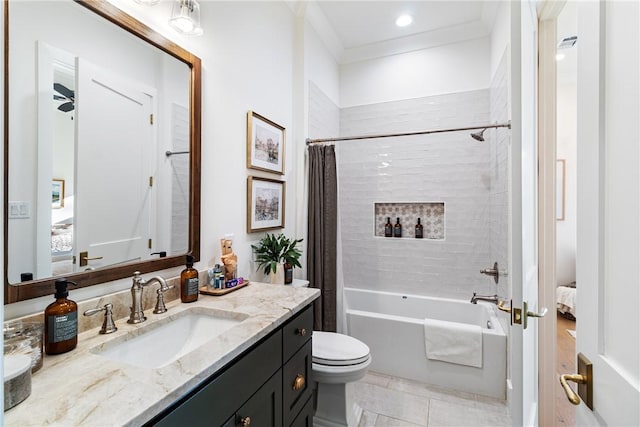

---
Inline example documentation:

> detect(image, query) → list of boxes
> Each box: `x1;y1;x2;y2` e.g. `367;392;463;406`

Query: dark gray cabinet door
289;395;314;427
234;369;283;427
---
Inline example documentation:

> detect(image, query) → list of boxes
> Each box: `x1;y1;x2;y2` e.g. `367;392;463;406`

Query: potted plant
251;233;303;284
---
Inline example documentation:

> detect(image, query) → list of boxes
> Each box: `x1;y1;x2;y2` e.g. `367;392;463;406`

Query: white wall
556;80;577;286
340;37;491;108
556;2;577;286
490;1;510;80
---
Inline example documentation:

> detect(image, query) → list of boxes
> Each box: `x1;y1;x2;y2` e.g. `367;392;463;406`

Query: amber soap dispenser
181;254;199;303
44;278;78;355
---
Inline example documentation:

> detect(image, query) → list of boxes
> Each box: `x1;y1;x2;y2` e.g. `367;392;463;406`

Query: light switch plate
8;201;30;219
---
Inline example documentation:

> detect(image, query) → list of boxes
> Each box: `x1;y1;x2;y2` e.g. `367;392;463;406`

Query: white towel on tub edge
424;318;483;368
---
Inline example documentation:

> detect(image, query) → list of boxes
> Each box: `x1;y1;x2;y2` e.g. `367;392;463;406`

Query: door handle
497;300;547;329
559;353;593;409
560;373;586;404
79;251;104;267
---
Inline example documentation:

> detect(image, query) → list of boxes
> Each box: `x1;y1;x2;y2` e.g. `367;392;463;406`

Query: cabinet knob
296;328;307;337
293;373;305;391
240;416;251;427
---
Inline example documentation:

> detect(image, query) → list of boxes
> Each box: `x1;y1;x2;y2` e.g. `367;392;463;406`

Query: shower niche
374;202;445;240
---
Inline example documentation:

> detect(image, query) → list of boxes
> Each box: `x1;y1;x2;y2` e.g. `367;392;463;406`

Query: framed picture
247;176;285;233
556;159;565;221
52;179;65;209
247;111;285;175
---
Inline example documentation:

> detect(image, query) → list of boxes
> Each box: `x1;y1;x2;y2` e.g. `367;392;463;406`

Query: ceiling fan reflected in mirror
53;82;75;113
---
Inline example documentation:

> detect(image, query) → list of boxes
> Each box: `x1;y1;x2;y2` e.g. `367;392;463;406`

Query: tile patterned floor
354;371;512;427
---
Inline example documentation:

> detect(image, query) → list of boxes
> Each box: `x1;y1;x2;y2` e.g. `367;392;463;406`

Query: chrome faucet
128;272;169;324
470;292;499;305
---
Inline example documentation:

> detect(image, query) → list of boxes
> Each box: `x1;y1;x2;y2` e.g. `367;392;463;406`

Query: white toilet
312;330;371;427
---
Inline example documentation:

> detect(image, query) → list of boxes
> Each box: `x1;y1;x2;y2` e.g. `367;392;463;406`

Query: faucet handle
83;303;118;334
153;284;175;314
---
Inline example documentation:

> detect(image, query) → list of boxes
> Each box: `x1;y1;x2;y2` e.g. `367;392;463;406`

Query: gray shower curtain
307;144;337;332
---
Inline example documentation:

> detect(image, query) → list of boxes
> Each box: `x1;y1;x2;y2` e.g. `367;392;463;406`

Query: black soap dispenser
44;278;78;355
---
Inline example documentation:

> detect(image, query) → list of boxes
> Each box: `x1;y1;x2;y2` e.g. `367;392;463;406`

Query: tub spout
470;293;499;305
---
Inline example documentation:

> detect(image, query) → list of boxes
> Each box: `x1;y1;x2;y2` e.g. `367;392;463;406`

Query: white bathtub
344;288;506;399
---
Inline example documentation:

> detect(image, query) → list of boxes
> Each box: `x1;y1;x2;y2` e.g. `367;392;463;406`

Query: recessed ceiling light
396;14;413;27
556;53;566;61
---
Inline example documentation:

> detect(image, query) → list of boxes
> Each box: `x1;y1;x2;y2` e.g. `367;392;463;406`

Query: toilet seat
313;331;370;367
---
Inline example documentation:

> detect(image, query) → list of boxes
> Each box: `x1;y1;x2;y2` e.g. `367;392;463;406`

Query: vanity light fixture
395;14;413;27
169;0;203;36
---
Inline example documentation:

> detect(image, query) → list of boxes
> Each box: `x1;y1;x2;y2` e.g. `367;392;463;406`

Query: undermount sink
91;308;248;369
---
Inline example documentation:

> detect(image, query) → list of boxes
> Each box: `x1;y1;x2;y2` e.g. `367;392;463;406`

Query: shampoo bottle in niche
394;217;402;237
415;218;424;239
384;217;393;237
44;278;78;355
181;254;199;303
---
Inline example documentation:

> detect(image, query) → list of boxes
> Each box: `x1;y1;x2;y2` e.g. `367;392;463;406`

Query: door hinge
148;239;153;249
150;113;154;125
149;176;153;187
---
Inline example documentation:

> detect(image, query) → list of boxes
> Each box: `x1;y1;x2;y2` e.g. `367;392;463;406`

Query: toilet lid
312;331;370;366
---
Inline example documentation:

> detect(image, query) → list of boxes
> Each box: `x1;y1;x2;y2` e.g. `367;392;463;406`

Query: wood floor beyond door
556;312;576;426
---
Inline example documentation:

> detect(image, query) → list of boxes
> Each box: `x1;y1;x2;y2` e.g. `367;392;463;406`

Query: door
509;1;544;425
74;58;155;271
570;1;640;425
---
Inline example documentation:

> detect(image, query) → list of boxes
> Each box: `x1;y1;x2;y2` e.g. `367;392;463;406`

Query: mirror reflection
6;1;195;292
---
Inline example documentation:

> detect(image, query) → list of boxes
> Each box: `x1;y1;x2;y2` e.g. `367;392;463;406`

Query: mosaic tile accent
374;203;445;239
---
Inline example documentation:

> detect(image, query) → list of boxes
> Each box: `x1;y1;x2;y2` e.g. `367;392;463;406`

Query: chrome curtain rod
305;122;511;145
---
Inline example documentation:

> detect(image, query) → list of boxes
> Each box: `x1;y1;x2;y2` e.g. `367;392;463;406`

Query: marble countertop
4;282;319;426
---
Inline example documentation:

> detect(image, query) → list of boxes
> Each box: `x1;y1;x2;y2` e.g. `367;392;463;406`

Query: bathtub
344;288;506;399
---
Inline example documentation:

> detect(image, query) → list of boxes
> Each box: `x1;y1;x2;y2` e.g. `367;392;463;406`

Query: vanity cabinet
148;304;314;427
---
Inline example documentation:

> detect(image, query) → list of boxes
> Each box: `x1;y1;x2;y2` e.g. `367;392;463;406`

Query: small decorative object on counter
44;278;78;355
415;218;424;239
4;321;43;373
394;217;402;238
207;268;215;289
384;217;393;237
221;236;238;281
4;354;31;411
180;254;199;303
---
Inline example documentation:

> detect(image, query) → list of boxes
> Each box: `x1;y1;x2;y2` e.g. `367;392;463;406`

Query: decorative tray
199;280;250;296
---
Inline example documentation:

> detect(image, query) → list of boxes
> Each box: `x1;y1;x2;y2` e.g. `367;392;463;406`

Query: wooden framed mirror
4;0;201;303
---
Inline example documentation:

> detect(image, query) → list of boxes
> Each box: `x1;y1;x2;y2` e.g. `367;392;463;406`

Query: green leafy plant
251;233;303;276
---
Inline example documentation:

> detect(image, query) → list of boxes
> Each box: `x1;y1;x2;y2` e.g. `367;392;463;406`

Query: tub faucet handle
480;262;502;284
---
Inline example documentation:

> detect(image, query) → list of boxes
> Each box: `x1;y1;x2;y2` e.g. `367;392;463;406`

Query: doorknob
560;353;593;409
79;251;104;267
497;300;547;329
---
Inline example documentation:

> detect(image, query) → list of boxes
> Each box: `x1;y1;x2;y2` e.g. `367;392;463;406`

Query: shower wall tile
308;81;340;140
337;90;494;300
490;50;510;337
490;51;510;304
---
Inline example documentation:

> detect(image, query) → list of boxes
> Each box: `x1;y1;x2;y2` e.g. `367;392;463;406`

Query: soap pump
181;254;199;303
44;278;78;355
